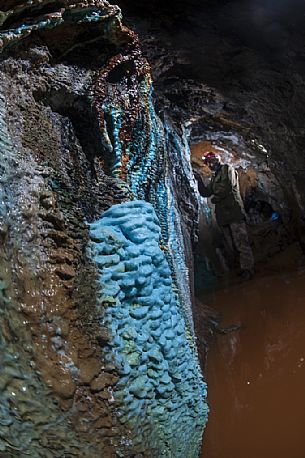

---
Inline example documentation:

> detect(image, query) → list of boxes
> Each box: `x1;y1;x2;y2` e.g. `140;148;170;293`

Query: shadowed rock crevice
1;2;67;28
33;89;105;170
36;26;121;68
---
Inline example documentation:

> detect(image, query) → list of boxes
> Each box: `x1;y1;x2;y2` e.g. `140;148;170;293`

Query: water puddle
199;247;305;458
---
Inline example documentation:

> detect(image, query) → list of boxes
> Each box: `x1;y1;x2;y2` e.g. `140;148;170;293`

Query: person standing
194;152;254;280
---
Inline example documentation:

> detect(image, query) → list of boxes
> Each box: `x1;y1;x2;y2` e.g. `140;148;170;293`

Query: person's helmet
202;151;220;163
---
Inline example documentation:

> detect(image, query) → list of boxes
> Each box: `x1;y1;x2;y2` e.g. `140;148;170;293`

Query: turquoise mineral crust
89;200;208;457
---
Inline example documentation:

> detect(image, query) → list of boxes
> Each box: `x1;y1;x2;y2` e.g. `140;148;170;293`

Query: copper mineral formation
0;0;207;456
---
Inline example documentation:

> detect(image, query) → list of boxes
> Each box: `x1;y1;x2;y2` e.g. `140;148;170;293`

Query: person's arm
211;165;236;203
194;170;213;197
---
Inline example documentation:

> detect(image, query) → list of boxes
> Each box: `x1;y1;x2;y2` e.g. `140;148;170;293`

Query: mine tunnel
190;137;305;458
1;0;305;457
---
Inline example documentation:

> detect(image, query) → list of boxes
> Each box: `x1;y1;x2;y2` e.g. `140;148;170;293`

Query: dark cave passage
194;239;305;457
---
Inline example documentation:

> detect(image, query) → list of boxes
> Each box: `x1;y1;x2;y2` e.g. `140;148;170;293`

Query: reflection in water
200;249;305;458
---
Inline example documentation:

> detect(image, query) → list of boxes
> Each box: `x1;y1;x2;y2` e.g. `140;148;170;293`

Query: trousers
221;221;254;273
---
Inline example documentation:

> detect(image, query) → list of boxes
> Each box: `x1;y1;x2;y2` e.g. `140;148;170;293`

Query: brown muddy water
199;246;305;458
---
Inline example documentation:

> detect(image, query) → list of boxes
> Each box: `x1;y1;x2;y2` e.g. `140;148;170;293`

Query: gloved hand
193;168;201;180
193;172;200;181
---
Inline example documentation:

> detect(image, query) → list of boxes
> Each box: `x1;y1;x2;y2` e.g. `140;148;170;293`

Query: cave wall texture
117;0;305;249
1;0;305;456
0;1;207;457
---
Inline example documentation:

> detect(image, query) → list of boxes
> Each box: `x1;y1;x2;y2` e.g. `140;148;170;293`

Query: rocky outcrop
0;1;207;456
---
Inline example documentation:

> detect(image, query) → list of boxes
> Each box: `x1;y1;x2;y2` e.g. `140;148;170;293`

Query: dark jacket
197;164;245;226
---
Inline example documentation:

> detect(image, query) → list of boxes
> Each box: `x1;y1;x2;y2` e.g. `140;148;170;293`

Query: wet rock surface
0;1;137;456
0;1;206;456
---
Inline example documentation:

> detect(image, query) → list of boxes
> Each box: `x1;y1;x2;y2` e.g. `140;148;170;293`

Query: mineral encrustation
0;1;207;456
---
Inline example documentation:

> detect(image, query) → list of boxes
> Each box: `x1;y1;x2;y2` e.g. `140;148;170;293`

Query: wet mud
198;245;305;458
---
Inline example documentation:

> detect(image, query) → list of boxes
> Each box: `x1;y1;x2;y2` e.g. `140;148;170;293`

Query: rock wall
0;1;207;456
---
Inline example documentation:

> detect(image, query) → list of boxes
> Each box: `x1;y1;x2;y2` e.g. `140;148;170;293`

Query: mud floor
198;245;305;458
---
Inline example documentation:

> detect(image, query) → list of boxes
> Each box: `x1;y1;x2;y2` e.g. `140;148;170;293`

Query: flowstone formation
89;200;207;456
0;0;207;456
